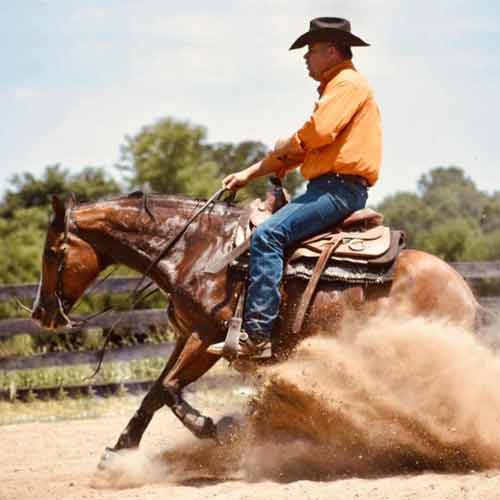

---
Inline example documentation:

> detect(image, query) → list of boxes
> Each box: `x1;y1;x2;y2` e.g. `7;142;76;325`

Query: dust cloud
96;311;500;485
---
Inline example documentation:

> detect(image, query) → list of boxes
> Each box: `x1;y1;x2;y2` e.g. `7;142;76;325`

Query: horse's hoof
97;447;121;471
215;415;245;444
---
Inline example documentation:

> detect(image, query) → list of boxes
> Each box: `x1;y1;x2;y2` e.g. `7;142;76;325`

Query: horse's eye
45;248;57;260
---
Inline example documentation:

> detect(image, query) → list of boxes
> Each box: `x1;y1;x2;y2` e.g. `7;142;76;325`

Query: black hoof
215;415;245;444
97;447;121;471
193;416;217;440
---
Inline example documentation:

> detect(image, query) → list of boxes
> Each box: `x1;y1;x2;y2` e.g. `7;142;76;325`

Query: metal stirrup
223;286;246;361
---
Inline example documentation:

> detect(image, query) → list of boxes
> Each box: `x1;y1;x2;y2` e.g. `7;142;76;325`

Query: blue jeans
243;173;368;339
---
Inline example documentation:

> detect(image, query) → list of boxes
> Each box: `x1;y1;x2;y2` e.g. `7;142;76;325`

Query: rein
58;187;229;378
51;195;116;330
131;187;229;299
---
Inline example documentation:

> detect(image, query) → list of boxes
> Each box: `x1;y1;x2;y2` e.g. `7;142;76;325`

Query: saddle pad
231;255;396;284
230;230;405;285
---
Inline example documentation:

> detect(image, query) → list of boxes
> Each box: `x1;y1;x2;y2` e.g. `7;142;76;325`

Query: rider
208;17;382;358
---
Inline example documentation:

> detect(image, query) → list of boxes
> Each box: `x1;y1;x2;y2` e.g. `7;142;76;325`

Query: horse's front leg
98;332;220;471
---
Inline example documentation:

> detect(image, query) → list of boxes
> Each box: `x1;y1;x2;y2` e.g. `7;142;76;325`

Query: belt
331;173;369;188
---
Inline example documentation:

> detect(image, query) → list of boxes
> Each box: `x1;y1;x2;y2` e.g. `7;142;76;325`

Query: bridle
50;187;231;376
53;200;75;326
51;194;116;330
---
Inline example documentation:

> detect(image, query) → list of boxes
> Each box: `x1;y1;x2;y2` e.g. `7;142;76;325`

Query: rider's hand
274;136;289;151
222;171;251;192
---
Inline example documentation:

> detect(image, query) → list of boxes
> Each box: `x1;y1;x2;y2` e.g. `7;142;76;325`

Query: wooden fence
0;277;173;374
1;262;500;399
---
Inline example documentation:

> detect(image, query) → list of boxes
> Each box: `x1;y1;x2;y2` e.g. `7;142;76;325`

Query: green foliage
0;165;121;291
0;207;46;284
418;166;488;222
0;358;165;392
208;140;303;200
376;166;500;261
376;192;431;248
118;118;219;197
0;165;121;285
415;219;480;261
119;117;303;201
0;334;35;357
479;194;500;233
1;164;121;217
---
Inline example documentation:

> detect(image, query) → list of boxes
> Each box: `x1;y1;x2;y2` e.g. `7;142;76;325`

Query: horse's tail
474;303;499;332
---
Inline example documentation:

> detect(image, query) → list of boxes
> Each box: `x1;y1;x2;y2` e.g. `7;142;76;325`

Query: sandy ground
4;313;500;500
1;397;500;500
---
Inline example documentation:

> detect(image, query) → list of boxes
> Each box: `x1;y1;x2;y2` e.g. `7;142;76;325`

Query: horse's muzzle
31;301;69;330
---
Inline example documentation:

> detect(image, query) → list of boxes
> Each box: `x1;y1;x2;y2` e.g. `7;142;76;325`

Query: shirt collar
317;59;355;95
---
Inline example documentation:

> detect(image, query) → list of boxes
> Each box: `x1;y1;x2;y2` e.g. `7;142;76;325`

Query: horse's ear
51;195;65;221
66;192;76;210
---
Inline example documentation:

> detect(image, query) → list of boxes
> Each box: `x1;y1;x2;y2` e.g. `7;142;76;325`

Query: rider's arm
245;158;283;181
224;136;305;190
259;133;306;178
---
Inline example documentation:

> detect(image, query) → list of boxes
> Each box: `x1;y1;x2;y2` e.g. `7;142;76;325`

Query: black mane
74;190;244;218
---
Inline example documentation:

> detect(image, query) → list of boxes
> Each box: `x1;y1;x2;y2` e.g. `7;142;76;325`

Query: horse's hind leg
113;337;188;450
158;331;221;440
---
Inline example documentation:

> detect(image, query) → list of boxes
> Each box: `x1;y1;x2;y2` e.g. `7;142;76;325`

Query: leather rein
55;187;229;376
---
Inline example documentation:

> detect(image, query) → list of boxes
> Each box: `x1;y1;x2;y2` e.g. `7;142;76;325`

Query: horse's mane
75;190;244;218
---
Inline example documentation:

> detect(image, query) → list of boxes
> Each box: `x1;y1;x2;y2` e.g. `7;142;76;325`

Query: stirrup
222;313;244;361
207;331;272;360
222;283;246;361
209;281;272;360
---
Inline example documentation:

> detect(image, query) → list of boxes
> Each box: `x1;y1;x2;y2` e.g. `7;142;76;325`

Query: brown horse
31;191;481;454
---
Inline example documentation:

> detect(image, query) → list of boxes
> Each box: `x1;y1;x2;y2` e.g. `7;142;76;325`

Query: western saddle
205;177;403;356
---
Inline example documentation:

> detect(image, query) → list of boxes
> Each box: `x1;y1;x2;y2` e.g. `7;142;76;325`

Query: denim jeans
243;173;368;339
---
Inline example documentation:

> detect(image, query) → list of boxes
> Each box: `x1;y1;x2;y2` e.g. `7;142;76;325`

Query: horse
31;190;481;457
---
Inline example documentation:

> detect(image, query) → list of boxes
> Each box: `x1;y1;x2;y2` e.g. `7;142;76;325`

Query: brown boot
207;331;272;359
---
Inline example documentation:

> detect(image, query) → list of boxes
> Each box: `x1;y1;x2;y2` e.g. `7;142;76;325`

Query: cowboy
208;17;382;358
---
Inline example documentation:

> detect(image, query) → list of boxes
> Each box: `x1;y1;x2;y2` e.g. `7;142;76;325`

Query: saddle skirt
290;216;391;264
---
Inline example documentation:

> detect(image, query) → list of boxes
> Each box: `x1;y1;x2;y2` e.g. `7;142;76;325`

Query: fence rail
2;261;500;401
3;260;499;302
0;309;168;338
0;277;153;302
0;341;175;372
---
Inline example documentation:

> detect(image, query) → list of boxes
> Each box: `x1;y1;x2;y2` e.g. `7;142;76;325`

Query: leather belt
333;173;369;188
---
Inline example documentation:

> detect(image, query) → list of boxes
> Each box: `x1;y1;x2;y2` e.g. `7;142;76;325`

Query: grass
0;356;165;426
0;357;166;393
0;360;253;426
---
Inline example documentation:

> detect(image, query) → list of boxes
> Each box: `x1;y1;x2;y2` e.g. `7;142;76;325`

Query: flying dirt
94;310;500;488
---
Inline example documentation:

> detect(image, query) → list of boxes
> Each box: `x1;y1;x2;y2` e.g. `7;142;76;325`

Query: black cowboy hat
290;17;370;50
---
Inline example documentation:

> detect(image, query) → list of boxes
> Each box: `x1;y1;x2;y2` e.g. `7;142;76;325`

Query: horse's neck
72;196;240;292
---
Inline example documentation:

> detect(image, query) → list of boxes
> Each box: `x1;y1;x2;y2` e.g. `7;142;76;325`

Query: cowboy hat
290;17;370;50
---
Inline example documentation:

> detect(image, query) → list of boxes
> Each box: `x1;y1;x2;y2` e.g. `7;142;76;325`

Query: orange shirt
262;60;382;186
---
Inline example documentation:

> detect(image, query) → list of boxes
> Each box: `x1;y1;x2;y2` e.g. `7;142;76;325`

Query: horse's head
31;195;107;330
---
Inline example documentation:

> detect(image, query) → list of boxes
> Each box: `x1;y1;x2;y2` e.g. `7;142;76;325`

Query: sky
2;0;499;204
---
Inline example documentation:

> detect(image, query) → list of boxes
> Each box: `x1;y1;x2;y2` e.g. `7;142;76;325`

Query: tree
375;192;433;247
67;167;122;202
417;166;487;223
376;166;500;261
119;117;303;201
118;118;220;198
415;220;480;261
208;140;304;200
479;193;500;233
1;164;121;217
